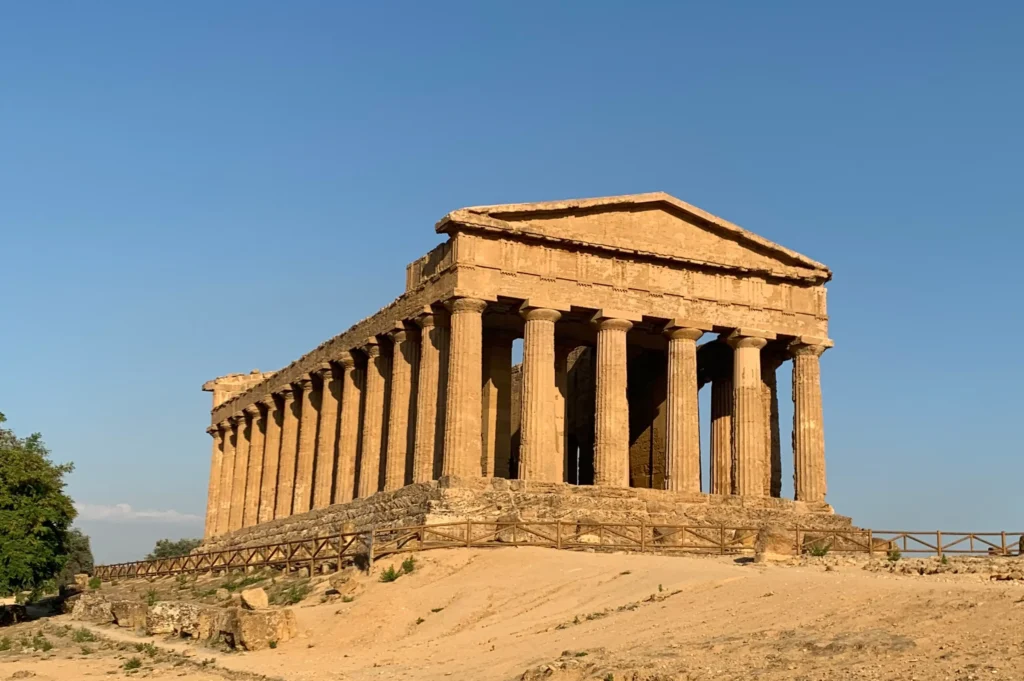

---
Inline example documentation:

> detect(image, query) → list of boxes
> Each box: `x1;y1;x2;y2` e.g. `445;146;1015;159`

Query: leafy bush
31;633;52;651
145;538;201;561
71;627;96;643
123;656;142;671
401;556;416;574
87;576;101;590
0;636;11;651
273;581;311;605
144;589;159;606
134;642;158;657
379;565;401;583
887;547;902;562
808;541;831;557
268;640;277;649
0;413;76;596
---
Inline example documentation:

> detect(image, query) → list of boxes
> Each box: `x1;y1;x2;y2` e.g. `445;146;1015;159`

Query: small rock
215;588;230;600
240;587;269;610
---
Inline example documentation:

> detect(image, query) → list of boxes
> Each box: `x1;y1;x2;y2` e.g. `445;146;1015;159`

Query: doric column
334;353;362;504
275;386;299;518
761;352;785;498
358;339;387;498
203;425;223;539
412;309;448;483
593;317;632;487
443;297;487;478
258;396;281;523
385;326;418;491
710;376;733;495
664;324;704;493
292;377;318;515
313;363;339;509
727;331;773;496
242;404;264;527
555;343;571;484
215;420;235;535
791;340;830;502
228;413;250;531
482;330;513;478
518;307;561;481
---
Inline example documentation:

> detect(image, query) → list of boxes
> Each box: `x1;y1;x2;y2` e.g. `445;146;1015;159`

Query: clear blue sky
2;2;1022;563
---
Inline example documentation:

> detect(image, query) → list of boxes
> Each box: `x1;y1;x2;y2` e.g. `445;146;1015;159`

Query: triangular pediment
437;192;830;283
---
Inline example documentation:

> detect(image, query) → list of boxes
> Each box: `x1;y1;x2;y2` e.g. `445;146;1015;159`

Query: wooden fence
93;522;1024;581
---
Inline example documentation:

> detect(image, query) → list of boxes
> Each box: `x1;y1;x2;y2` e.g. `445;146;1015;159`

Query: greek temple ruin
201;193;833;540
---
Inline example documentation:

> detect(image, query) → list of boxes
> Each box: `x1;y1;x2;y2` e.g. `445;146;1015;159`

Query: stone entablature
202;192;834;541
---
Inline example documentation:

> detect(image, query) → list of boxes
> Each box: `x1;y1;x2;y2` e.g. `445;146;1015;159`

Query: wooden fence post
867;529;873;556
936;531;943;559
465;520;472;547
1001;531;1007;556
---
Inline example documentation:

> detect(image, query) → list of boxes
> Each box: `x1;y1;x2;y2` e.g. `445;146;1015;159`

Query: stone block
111;600;150;630
146;602;203;637
70;594;114;624
240;587;269;610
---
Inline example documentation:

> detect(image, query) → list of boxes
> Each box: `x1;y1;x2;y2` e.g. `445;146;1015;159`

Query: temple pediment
438;192;830;284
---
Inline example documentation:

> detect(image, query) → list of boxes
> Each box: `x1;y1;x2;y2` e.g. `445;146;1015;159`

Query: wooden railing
93;522;1024;581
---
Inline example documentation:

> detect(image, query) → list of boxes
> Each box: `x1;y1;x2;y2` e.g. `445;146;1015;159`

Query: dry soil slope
216;547;1024;681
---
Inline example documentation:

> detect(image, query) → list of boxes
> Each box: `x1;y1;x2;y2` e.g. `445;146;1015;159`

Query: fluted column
358;339;387;498
228;413;250;531
257;396;281;523
291;377;318;514
215;420;235;535
481;330;513;478
593;317;632;487
275;387;299;518
518;307;561;481
791;340;829;502
727;332;771;496
313;364;340;509
555;343;571;484
664;325;704;493
242;404;264;527
443;298;487;478
385;326;418;491
413;310;448;483
710;376;733;495
333;354;361;503
204;426;223;539
761;352;784;498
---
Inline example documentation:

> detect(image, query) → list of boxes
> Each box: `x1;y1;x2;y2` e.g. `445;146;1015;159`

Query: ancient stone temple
201;193;833;541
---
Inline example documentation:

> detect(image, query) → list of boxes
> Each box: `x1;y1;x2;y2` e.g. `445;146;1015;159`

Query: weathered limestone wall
200;477;853;554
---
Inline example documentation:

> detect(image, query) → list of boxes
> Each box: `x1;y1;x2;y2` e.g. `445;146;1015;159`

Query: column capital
230;413;247;426
362;337;381;358
337;351;356;369
259;394;277;409
664;326;704;342
387;325;409;343
217;420;231;431
789;336;834;358
593;317;633;333
277;385;296;401
726;329;774;350
294;377;313;391
206;425;219;437
315;362;335;380
445;297;487;315
242;404;260;417
520;306;562;323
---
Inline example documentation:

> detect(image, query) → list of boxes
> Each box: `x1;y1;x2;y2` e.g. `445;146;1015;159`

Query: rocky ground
2;548;1024;680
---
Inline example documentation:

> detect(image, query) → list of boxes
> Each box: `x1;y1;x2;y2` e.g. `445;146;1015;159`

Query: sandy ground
5;548;1024;680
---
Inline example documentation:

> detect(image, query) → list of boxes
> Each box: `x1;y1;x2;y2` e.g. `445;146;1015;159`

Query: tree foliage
57;529;94;587
146;537;202;560
0;412;77;595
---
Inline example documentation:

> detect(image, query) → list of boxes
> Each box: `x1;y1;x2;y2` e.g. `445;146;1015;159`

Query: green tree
57;529;94;587
146;537;201;560
0;412;76;595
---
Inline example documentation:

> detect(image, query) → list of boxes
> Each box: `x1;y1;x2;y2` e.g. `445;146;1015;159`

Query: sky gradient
2;2;1022;563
